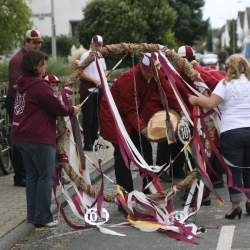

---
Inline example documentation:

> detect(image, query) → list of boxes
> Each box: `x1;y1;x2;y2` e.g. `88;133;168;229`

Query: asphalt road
11;167;250;250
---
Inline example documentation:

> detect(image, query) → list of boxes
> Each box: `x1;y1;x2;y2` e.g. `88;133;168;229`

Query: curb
0;158;114;250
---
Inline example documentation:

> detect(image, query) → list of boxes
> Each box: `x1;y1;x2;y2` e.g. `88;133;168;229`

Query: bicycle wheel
0;132;12;175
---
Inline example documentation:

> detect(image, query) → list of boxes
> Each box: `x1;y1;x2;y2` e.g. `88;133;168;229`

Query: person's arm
9;58;22;88
34;82;77;116
115;72;147;132
189;93;223;109
81;71;100;86
79;50;100;86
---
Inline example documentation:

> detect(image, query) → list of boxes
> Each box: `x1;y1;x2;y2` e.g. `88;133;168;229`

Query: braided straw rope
56;116;198;202
67;43;199;86
60;42;199;202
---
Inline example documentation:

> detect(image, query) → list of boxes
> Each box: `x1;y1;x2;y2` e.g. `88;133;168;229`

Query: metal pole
51;0;57;58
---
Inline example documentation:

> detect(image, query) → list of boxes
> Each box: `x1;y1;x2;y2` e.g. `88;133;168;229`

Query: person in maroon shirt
12;50;79;228
7;29;43;187
99;52;180;201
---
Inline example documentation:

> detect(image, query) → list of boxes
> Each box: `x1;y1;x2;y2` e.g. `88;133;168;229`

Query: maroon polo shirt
8;47;28;98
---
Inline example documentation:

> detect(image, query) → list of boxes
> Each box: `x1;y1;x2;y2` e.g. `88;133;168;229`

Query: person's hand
63;86;73;101
93;79;101;86
188;95;198;105
73;60;81;67
73;105;81;115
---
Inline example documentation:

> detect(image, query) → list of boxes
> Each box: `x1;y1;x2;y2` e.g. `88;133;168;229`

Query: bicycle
0;95;12;175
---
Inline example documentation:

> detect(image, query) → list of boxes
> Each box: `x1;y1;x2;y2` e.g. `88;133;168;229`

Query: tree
169;0;209;46
41;35;79;58
77;0;176;48
0;0;31;54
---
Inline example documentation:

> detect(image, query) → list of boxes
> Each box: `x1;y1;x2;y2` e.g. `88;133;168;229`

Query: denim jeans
15;142;56;225
220;127;250;202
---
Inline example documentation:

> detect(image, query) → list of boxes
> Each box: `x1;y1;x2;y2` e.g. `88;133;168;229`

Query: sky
203;0;250;28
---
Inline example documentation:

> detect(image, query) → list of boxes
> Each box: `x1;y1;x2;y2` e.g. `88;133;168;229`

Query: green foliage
0;61;8;81
41;36;52;56
169;0;209;46
0;57;73;82
46;57;73;77
41;35;79;58
77;0;176;48
77;0;176;67
0;0;31;54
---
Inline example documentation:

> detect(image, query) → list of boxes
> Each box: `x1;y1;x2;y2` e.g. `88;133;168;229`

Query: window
70;21;80;37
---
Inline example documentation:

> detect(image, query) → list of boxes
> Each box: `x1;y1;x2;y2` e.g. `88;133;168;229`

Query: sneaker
35;219;58;228
45;220;58;227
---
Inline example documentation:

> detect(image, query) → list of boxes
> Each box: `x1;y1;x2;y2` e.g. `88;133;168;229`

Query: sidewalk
0;142;114;250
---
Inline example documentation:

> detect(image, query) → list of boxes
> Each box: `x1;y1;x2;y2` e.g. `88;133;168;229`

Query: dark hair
21;50;48;76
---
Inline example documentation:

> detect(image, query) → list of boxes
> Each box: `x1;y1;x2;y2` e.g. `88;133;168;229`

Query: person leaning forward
99;52;180;196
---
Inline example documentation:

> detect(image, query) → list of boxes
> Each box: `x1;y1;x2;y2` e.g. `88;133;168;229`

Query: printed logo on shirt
14;92;26;115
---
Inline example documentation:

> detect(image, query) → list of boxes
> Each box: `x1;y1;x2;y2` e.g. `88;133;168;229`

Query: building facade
26;0;87;37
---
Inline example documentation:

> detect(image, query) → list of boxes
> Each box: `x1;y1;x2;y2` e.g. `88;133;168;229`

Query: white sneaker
35;219;58;229
45;219;58;227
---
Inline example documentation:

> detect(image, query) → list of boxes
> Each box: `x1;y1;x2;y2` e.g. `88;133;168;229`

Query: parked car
200;53;218;69
195;52;203;62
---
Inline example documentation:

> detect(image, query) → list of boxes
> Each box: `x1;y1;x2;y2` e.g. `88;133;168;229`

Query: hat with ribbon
26;29;43;43
177;45;195;61
44;74;60;85
91;35;103;45
141;52;160;75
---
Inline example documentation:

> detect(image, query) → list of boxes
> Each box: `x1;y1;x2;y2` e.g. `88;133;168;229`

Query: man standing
7;28;43;186
79;35;107;151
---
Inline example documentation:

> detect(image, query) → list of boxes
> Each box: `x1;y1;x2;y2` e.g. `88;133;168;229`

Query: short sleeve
101;58;107;71
79;51;90;64
212;80;226;99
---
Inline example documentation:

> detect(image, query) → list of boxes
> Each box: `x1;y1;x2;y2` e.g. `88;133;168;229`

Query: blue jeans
15;142;56;225
220;127;250;203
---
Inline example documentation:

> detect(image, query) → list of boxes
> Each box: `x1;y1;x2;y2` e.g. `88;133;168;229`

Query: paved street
10;167;250;250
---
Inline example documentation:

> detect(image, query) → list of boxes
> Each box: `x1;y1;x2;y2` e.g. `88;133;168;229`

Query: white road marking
216;225;235;250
